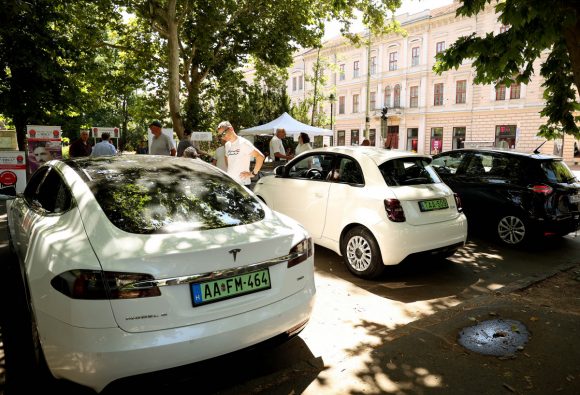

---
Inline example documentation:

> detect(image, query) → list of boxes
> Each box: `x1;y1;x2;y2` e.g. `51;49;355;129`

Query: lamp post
329;93;335;135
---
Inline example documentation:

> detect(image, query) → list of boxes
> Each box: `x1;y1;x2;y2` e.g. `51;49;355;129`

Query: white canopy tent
239;112;333;137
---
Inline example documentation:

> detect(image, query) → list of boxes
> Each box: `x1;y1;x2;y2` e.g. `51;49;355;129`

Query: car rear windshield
69;157;265;234
539;160;577;184
379;157;441;186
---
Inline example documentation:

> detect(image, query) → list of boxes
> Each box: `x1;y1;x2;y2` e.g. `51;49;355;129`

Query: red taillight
384;198;406;222
530;184;553;195
51;270;161;299
287;237;313;268
454;193;463;213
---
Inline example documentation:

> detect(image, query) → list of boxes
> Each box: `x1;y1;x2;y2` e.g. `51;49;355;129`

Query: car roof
309;146;431;164
437;148;561;161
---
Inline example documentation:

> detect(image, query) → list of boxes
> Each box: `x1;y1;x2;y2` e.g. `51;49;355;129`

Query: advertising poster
26;125;62;174
0;151;27;194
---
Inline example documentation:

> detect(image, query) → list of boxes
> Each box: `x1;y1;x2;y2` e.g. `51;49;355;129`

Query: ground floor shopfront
333;107;580;165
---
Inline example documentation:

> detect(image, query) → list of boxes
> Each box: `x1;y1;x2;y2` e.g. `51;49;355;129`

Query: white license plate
190;269;271;307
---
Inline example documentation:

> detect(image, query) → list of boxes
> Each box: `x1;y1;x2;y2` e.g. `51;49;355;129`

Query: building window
339;64;345;81
409;86;418;108
351;129;359;145
292;77;297;92
298;75;303;90
352;94;359;113
453;127;466;150
370;56;377;75
436;41;445;54
456;80;467;104
411;47;420;66
370;91;376;110
407;128;418;152
389;52;398;71
510;83;521;99
431;127;443;154
496;84;506;100
338;96;345;114
393;84;401;108
337;130;346;146
434;83;444;106
495;125;517;149
353;61;360;78
384;86;391;107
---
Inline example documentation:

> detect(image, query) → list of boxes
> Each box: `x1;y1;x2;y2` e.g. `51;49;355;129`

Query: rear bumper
371;214;468;265
533;212;580;236
38;288;316;393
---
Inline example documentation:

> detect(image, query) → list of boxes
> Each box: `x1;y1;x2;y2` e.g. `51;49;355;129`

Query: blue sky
324;0;455;39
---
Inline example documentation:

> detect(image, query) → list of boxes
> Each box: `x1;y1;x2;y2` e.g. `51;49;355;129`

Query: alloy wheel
497;215;526;245
346;235;372;271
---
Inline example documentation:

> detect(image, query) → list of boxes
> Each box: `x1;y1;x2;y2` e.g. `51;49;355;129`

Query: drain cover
458;319;529;356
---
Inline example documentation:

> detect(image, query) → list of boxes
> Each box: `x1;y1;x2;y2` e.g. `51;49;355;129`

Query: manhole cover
458;319;529;356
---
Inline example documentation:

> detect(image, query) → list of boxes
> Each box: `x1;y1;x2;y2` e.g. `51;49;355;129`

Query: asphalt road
1;187;580;394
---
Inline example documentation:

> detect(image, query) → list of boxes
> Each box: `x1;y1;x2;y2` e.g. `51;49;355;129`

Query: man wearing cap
218;121;264;187
149;120;176;156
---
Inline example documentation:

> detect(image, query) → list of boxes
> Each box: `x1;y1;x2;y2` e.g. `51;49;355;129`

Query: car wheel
496;214;529;246
341;226;384;279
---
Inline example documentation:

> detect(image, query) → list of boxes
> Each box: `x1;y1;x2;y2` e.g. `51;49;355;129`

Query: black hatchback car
431;148;580;246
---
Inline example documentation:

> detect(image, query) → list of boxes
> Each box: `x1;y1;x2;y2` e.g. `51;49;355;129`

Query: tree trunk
166;0;184;140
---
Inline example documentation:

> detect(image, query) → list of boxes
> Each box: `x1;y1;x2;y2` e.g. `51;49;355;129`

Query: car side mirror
274;166;285;176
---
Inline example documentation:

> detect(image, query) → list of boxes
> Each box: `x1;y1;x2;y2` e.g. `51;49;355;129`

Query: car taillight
454;193;463;213
530;184;553;195
287;237;313;268
384;198;406;222
51;270;161;300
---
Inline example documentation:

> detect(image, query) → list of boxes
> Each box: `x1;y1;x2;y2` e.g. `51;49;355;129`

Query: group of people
67;120;312;189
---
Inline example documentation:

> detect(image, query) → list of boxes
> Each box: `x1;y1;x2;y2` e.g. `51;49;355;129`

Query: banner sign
0;151;27;193
191;132;212;142
91;127;121;139
26;125;62;174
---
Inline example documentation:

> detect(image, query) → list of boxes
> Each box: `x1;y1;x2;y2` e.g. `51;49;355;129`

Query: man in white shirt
269;128;293;162
218;121;264;186
91;132;117;157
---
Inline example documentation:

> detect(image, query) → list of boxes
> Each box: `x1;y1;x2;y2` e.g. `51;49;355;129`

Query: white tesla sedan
254;146;467;279
2;155;315;392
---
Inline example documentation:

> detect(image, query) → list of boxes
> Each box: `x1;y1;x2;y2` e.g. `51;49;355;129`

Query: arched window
394;84;401;108
384;86;391;108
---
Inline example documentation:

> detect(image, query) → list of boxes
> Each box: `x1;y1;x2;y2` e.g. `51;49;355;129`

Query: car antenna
533;140;546;154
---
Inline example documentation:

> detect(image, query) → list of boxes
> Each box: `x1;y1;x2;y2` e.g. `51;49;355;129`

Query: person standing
91;132;117;157
269;128;293;162
136;140;149;154
69;130;92;158
295;132;313;155
149;120;176;156
211;135;227;171
218;121;264;186
177;128;193;157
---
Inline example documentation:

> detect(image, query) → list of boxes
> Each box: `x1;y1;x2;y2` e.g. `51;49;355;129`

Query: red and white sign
0;151;27;193
26;125;62;139
92;127;121;139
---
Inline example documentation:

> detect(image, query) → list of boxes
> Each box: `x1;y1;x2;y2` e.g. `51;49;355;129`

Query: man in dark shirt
69;130;92;158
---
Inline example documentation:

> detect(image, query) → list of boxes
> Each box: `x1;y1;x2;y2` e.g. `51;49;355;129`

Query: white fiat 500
254;146;467;279
2;155;315;392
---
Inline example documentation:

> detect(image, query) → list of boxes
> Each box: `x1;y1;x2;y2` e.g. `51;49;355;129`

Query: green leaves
436;0;580;140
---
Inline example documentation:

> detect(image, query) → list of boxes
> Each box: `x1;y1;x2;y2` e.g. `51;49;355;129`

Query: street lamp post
329;93;335;137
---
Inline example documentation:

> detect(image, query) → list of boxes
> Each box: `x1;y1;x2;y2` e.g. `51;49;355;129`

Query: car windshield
379;157;441;186
69;156;265;234
540;160;577;183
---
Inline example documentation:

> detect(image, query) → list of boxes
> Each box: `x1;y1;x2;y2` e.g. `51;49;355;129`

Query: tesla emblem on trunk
229;248;241;262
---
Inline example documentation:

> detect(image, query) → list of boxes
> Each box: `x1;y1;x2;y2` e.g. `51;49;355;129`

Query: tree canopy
434;0;580;140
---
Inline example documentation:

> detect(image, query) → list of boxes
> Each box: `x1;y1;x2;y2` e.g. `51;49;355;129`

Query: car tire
2;260;53;392
496;214;531;247
341;226;384;279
